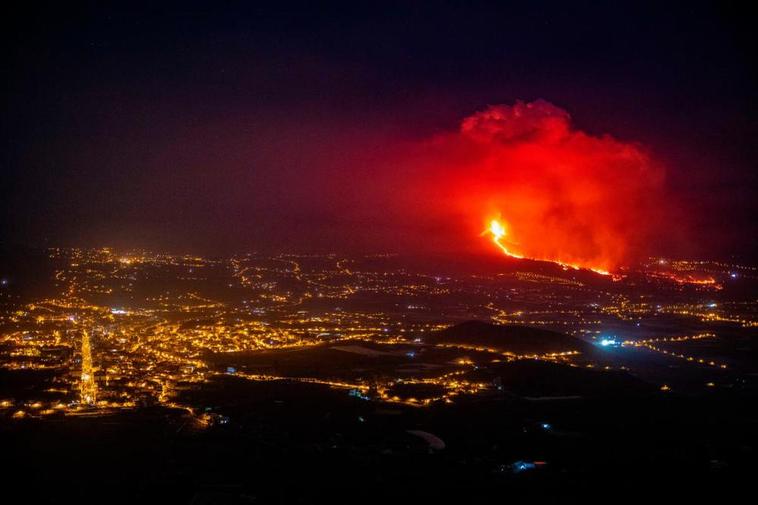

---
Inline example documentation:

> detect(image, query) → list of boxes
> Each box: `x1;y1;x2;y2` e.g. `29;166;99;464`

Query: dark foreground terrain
2;248;757;503
3;377;756;504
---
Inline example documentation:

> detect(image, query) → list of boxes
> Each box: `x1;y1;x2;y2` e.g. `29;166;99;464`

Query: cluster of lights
2;246;754;419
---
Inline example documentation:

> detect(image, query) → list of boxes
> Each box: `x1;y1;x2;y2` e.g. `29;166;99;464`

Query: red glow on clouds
407;100;671;272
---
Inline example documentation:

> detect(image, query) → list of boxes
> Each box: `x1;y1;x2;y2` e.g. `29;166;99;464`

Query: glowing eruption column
80;329;97;405
409;100;670;273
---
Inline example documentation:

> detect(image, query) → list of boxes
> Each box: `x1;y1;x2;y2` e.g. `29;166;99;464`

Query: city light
0;247;752;418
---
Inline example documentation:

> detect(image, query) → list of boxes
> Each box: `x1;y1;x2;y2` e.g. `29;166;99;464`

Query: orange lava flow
484;218;612;276
647;271;722;290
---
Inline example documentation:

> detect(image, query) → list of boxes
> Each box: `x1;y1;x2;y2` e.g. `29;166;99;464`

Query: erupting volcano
407;99;674;272
484;218;611;275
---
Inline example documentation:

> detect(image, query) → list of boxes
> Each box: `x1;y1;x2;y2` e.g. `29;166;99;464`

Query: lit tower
80;329;97;405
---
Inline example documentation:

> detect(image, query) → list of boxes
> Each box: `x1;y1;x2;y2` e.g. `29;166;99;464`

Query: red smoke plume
402;100;670;272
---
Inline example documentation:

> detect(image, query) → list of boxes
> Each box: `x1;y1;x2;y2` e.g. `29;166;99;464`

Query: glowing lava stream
486;219;524;259
485;218;612;276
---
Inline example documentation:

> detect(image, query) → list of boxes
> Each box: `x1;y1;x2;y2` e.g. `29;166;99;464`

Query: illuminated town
2;247;755;422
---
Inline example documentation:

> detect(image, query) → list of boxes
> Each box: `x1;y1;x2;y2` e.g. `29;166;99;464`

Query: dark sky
2;1;756;259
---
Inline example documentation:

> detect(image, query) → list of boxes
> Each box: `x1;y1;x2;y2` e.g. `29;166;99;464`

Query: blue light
349;389;370;401
226;367;236;374
406;351;416;358
600;338;617;347
541;423;552;430
511;460;537;473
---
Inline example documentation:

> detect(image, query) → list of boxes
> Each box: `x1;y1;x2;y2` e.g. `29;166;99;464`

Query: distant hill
428;321;593;355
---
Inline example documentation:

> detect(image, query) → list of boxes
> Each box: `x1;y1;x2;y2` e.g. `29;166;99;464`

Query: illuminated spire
80;329;97;405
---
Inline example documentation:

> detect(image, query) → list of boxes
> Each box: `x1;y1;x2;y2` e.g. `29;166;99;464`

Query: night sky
2;1;756;260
